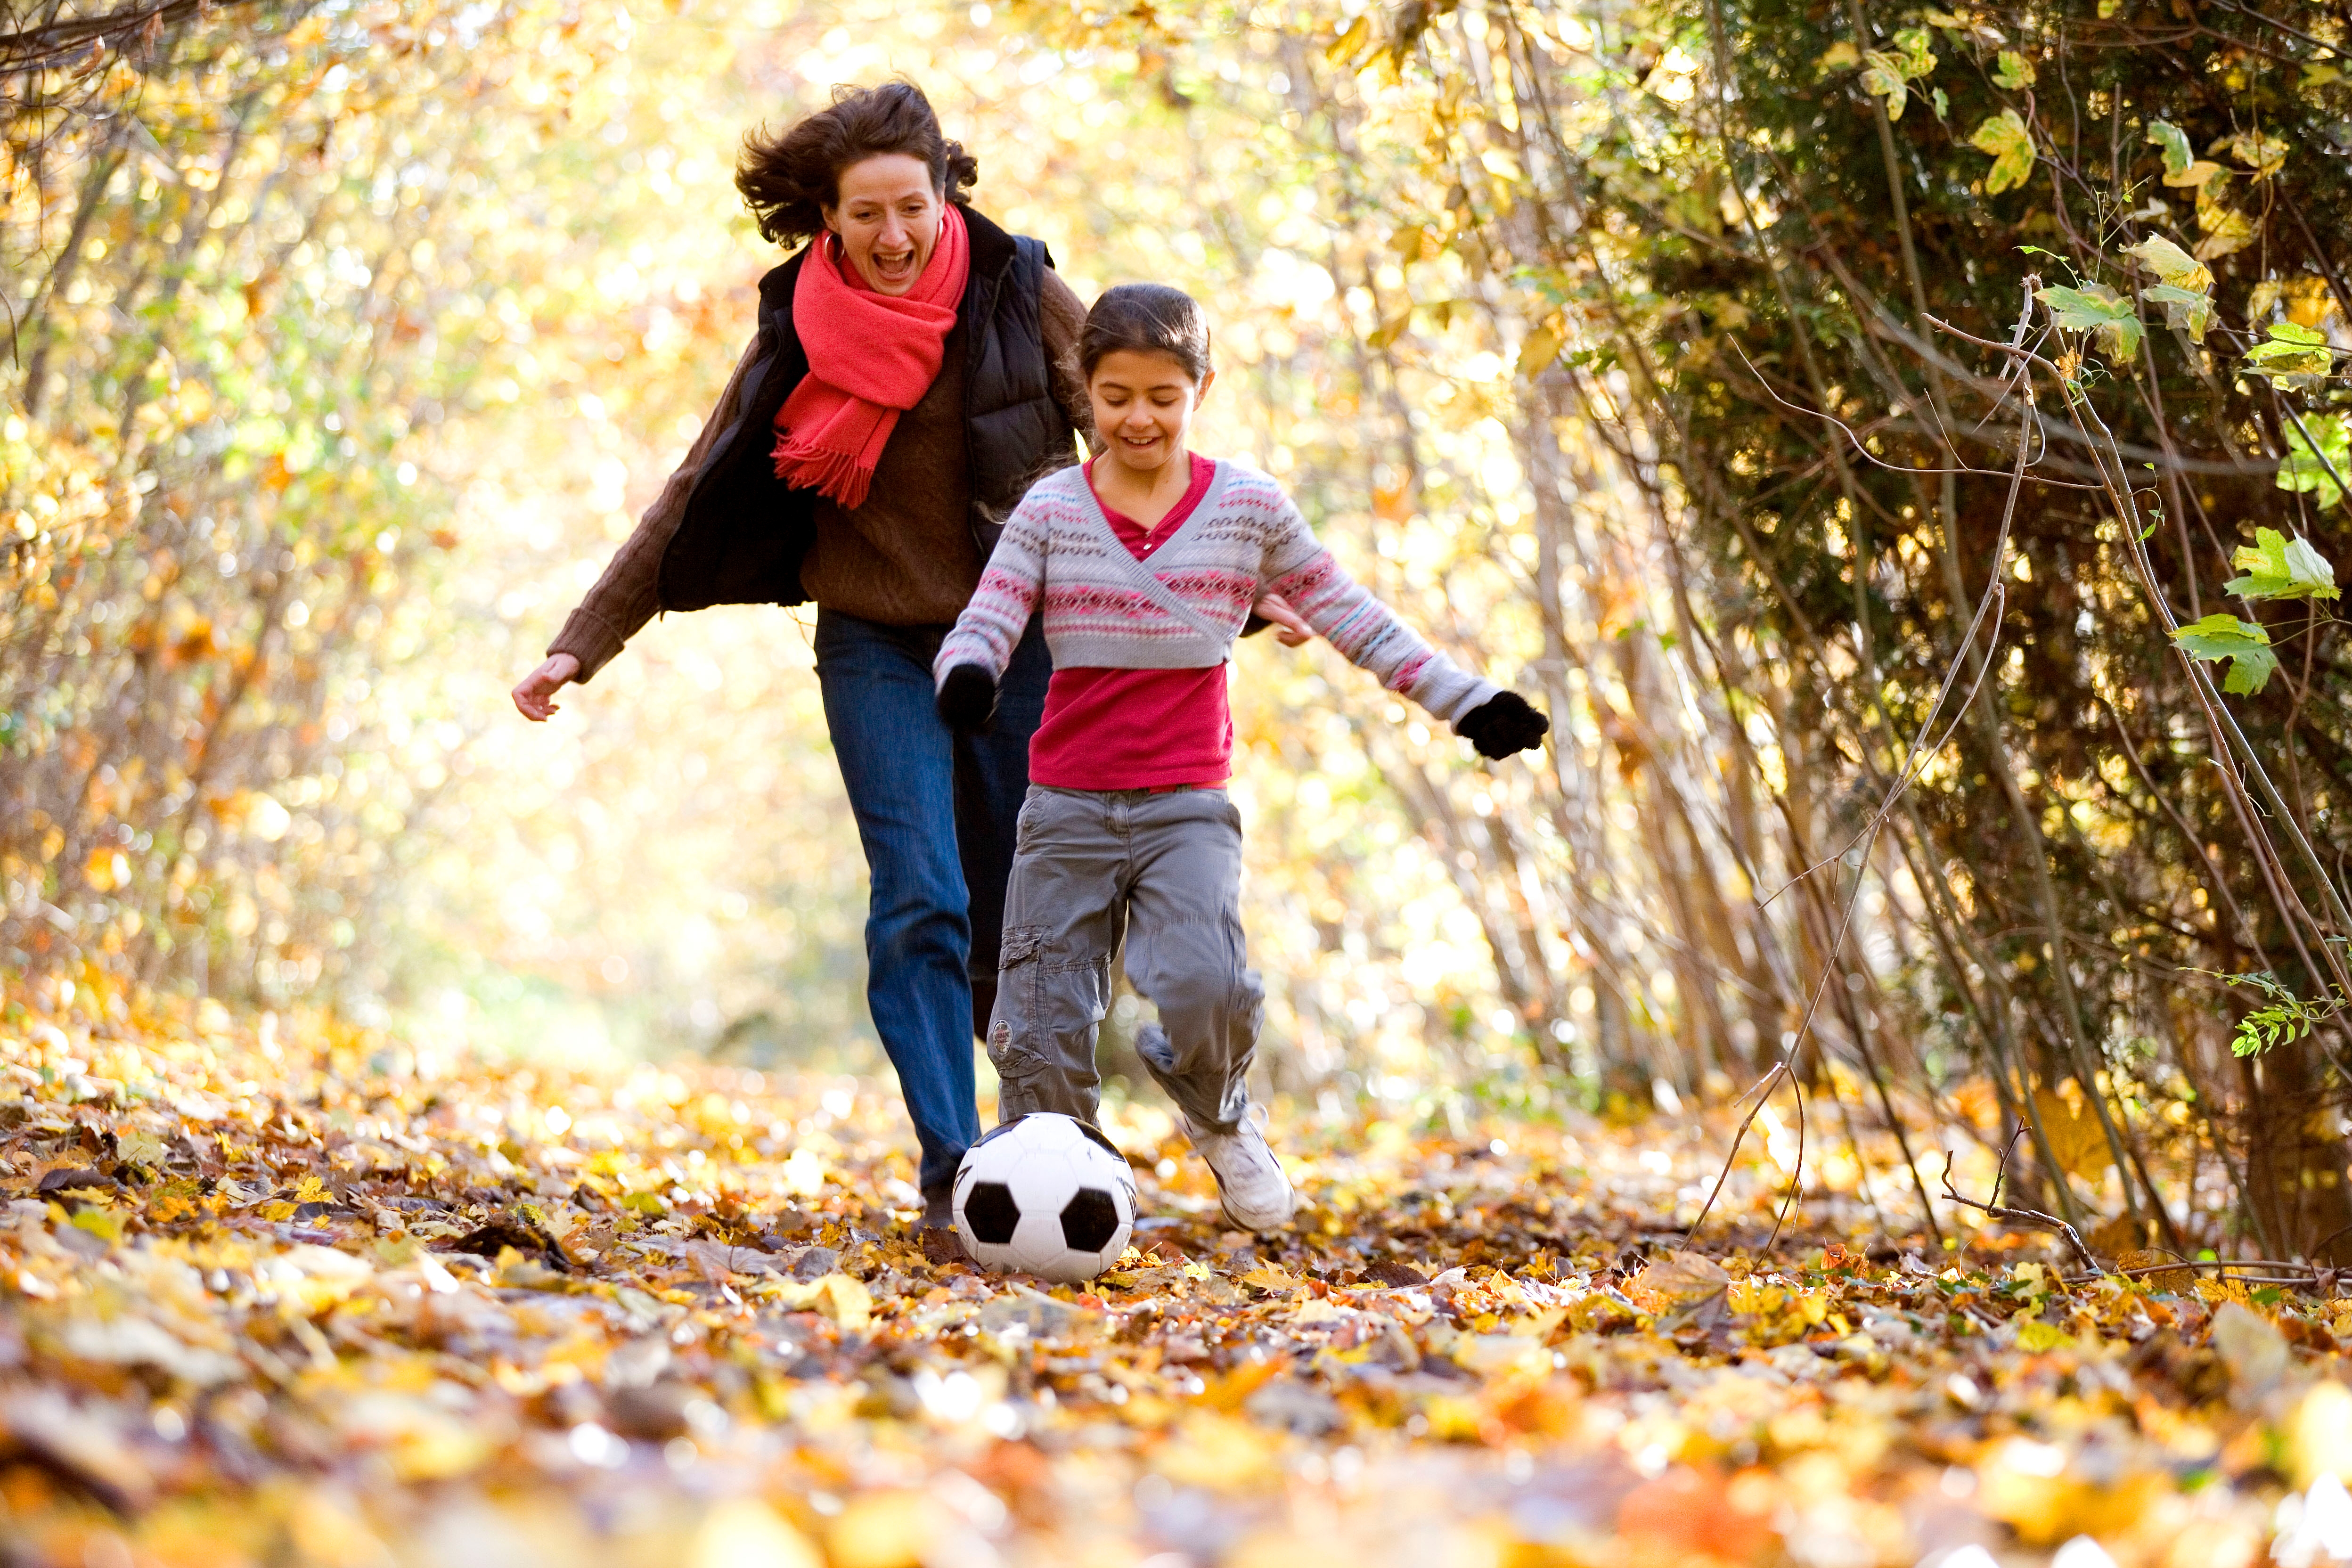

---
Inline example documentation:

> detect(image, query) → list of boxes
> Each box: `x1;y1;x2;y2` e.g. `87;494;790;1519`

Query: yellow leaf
757;1271;872;1331
2286;1380;2352;1486
1154;1411;1283;1489
2124;234;2212;294
1817;40;1860;72
2194;200;2257;261
825;1493;939;1568
337;1391;499;1481
1979;1443;2167;1545
1968;109;2036;194
2015;1318;2073;1353
1517;323;1564;379
2030;1087;2113;1176
2285;275;2339;328
2222;130;2287;179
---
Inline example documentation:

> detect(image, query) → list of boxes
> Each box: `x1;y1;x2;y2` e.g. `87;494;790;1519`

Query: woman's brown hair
735;81;978;245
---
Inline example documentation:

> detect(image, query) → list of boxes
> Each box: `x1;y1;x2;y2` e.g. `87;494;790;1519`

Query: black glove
936;663;998;733
1458;691;1549;760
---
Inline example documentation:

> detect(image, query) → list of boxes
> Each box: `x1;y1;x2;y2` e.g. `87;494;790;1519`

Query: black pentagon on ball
1060;1186;1123;1254
964;1180;1021;1245
971;1114;1033;1150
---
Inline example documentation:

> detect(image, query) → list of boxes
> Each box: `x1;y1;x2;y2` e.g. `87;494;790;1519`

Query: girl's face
823;153;942;296
1088;349;1214;478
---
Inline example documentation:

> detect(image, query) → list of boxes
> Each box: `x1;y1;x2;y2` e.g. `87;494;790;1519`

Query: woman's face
1088;349;1214;481
823;153;943;296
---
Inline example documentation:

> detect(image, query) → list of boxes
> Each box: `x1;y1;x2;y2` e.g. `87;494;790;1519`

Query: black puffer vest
655;207;1073;612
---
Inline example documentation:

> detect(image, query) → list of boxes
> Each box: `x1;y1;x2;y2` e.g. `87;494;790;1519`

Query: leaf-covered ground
3;987;2350;1568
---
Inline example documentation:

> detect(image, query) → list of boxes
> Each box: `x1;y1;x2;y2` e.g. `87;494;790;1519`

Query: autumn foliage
4;974;2352;1565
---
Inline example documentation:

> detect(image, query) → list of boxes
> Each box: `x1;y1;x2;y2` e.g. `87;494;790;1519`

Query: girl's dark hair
1078;283;1212;383
735;81;978;245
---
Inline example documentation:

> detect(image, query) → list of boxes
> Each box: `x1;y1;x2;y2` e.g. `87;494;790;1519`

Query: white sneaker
1180;1106;1295;1231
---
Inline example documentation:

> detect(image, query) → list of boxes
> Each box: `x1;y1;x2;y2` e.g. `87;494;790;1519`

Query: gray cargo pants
987;784;1264;1133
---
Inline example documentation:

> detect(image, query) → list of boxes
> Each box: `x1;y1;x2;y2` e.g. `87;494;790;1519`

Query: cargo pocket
999;925;1045;970
988;926;1052;1078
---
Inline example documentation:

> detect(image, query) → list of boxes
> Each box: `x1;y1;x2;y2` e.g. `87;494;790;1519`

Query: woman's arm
1039;269;1095;452
536;330;764;689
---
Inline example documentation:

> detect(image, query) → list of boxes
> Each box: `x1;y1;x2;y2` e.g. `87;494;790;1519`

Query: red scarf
770;203;971;509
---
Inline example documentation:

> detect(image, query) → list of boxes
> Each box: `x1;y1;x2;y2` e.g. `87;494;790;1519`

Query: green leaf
2038;282;2141;360
1931;86;1949;123
2170;613;2279;694
2244;321;2338;387
2141;284;2214;342
2147;120;2194;177
1993;50;2035;89
1969;110;2035;194
2148;120;2227;190
2226;526;2340;601
2277;414;2352;510
1860;51;1910;119
1893;26;1936;75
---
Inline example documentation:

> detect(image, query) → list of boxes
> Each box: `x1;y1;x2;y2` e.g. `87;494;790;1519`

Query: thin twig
1942;1135;2101;1274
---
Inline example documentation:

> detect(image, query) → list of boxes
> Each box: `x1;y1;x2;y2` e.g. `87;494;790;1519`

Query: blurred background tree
8;0;2350;1257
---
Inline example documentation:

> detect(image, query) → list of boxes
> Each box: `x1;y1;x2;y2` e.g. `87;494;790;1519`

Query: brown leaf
2117;1248;2194;1293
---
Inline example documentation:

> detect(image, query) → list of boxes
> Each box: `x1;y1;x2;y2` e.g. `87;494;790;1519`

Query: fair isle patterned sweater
934;459;1501;729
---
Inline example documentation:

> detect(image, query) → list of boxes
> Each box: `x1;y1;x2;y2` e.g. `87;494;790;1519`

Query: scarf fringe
773;431;875;510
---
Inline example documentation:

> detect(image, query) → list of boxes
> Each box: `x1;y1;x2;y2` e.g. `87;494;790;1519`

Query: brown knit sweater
548;267;1090;680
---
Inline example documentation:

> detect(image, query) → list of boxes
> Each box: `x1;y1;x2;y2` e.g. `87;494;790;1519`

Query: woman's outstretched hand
512;653;581;721
936;663;998;733
1458;691;1549;760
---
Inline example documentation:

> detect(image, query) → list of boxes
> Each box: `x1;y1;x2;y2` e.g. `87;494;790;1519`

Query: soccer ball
951;1113;1137;1282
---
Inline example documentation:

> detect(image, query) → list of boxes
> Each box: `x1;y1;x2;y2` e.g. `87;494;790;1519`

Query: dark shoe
922;1227;967;1265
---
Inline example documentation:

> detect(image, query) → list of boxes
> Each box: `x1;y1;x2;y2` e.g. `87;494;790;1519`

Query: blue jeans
813;606;1051;1201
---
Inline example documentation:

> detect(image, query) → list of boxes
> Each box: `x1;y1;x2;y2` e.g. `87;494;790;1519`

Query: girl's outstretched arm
1256;485;1503;729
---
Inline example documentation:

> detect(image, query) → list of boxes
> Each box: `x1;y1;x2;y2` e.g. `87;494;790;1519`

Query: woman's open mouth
872;248;916;282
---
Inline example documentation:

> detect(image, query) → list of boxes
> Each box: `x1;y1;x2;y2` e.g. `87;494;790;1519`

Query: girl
931;284;1547;1230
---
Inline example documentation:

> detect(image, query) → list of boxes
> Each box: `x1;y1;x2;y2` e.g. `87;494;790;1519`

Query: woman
511;82;1088;1251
